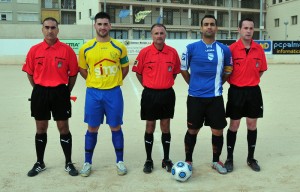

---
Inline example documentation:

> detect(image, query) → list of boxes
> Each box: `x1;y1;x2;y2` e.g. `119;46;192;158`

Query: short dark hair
42;17;59;25
150;23;166;32
94;12;110;22
201;15;217;26
238;18;254;28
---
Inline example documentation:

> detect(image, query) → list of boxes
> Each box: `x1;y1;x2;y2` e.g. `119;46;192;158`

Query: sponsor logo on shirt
94;63;119;78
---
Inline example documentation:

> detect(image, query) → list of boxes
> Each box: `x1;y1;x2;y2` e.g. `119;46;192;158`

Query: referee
132;23;181;174
224;18;268;172
22;17;78;177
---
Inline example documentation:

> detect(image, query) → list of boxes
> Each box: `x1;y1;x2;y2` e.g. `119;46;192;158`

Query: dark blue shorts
84;86;123;127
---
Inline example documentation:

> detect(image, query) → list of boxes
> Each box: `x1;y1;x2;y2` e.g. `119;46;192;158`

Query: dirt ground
0;64;299;192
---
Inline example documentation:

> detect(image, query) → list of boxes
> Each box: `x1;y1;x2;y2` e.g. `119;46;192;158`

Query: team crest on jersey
133;60;138;66
57;61;62;68
110;52;117;59
256;62;259;67
168;66;172;71
208;53;214;61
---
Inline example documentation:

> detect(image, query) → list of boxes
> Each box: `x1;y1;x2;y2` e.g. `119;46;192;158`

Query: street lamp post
284;21;289;40
90;16;95;39
228;0;232;39
259;0;263;40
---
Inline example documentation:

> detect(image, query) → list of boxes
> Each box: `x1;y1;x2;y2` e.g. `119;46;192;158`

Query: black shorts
226;85;263;120
187;96;227;130
141;87;175;120
31;84;71;121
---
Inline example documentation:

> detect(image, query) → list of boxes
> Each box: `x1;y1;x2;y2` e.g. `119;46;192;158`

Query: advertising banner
255;40;272;54
122;40;152;55
273;41;300;54
60;39;84;55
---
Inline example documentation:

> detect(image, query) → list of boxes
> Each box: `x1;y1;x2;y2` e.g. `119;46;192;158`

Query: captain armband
223;66;233;74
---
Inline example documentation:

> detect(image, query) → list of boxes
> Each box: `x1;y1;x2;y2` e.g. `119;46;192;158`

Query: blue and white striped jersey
181;40;232;98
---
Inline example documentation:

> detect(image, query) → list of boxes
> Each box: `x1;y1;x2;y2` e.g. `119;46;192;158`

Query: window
292;15;297;25
272;0;276;4
279;0;282;2
89;9;92;17
180;0;189;4
275;18;279;27
217;12;229;27
107;5;119;23
217;0;225;6
17;0;38;3
1;14;6;20
230;32;238;40
44;0;50;8
133;30;151;39
163;10;173;25
241;13;260;28
79;12;81;20
191;31;201;39
0;12;12;20
191;0;214;6
241;1;260;9
191;11;199;26
168;31;187;39
61;0;75;9
110;30;128;39
17;12;39;21
61;12;76;24
217;31;228;39
43;0;59;8
0;0;12;2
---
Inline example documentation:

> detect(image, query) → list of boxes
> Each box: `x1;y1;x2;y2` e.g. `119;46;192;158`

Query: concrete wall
0;39;299;65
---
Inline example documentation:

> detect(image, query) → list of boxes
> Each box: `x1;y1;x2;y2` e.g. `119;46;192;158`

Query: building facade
0;0;299;40
0;0;40;24
0;0;76;24
266;0;299;40
76;0;266;40
41;0;76;24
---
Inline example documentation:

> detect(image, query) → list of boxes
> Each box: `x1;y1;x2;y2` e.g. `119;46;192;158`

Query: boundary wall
0;39;299;65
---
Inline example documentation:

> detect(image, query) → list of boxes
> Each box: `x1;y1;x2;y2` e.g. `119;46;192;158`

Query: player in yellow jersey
78;12;129;177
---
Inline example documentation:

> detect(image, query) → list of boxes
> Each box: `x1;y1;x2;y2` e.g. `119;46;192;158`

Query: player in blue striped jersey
181;15;232;174
181;40;232;97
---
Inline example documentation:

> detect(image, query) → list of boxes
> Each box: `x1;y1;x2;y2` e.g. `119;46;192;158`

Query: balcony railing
41;0;76;10
109;0;263;9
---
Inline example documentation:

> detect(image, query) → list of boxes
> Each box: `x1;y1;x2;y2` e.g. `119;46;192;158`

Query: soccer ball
171;161;192;182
